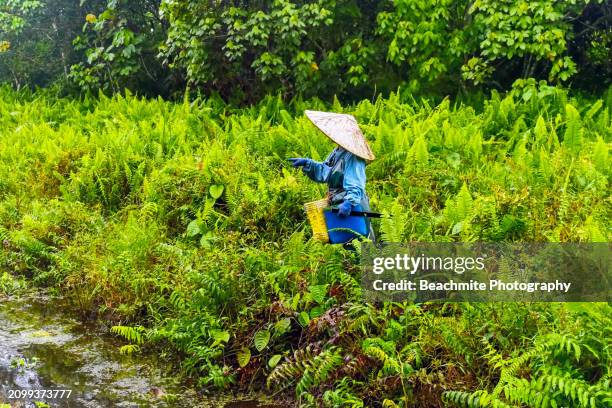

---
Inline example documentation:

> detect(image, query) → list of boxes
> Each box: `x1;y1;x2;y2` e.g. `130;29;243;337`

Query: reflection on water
0;293;287;408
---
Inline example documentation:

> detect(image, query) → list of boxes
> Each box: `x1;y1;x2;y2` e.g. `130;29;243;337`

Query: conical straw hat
305;110;375;161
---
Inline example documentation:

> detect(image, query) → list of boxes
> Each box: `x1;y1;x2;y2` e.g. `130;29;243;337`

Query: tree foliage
2;0;609;99
0;0;41;37
0;1;87;89
377;0;476;93
378;0;608;92
69;0;171;96
160;0;392;101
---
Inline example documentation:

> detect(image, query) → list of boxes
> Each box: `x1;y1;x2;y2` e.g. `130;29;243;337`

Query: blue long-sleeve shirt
301;147;366;206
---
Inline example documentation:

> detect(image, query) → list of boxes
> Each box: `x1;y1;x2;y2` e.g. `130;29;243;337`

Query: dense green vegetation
1;81;610;406
1;1;611;100
2;1;610;407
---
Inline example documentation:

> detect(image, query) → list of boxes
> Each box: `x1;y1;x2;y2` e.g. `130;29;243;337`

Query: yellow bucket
304;198;330;243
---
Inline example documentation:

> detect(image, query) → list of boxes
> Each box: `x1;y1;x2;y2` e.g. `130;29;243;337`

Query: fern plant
267;346;344;399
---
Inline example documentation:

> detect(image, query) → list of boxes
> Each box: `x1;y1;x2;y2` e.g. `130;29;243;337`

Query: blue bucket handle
328;208;384;218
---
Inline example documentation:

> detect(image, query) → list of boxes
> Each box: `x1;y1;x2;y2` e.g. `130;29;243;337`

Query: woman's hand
338;200;353;217
288;158;309;168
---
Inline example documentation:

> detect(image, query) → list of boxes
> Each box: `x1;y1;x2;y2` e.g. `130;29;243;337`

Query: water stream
0;293;283;408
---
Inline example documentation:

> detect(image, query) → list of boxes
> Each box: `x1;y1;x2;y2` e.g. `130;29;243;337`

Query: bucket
304;199;368;244
323;205;368;244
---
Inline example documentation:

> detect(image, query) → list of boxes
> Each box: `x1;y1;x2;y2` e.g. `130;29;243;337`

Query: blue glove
338;200;353;218
288;158;309;168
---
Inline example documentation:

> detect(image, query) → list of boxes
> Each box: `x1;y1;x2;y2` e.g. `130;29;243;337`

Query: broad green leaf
237;347;251;368
452;222;463;235
268;354;282;368
254;329;270;352
186;220;200;237
297;311;310;327
310;305;325;319
211;330;230;347
200;231;215;248
209;184;224;199
273;318;291;337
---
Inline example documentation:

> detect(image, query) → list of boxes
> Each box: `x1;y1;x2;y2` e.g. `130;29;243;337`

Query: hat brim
305;110;375;161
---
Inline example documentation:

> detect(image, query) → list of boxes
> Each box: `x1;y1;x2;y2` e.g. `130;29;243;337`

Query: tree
0;0;43;88
69;0;172;96
377;0;476;94
1;0;610;98
0;0;41;37
159;0;394;102
378;0;611;92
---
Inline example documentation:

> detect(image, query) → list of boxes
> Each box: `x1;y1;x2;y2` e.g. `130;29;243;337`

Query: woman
289;110;375;241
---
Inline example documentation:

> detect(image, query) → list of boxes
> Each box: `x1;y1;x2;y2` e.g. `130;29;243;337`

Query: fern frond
268;346;343;397
111;325;146;345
